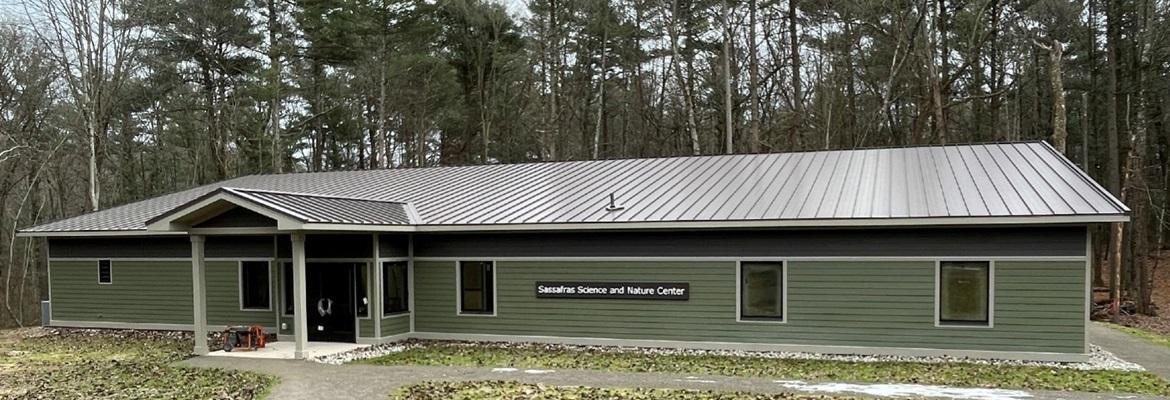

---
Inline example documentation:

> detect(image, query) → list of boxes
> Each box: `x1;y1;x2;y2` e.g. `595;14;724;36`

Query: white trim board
735;260;788;324
48;320;194;331
408;332;1089;363
454;260;497;317
933;260;996;329
238;260;274;312
413;256;1086;262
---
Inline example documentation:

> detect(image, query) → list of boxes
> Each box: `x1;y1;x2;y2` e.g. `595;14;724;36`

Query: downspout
408;234;415;334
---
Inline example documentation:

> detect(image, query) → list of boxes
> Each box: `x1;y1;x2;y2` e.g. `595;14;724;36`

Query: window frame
382;261;410;317
935;260;995;328
97;260;113;285
455;261;496;317
735;260;787;324
238;260;273;312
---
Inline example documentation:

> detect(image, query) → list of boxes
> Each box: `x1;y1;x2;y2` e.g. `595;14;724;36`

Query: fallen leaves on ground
360;341;1170;395
0;328;275;400
390;381;850;400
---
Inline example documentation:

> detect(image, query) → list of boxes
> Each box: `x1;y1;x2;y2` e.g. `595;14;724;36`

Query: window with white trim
383;261;408;315
458;261;494;314
938;261;991;326
240;261;270;310
739;262;784;321
97;260;112;284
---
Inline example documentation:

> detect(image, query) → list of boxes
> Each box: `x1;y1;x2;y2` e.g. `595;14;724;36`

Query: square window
740;262;784;320
938;261;991;326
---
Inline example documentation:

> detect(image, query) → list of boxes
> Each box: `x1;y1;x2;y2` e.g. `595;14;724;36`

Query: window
356;264;369;318
97;260;112;284
458;261;494;315
240;261;271;310
739;262;784;321
383;262;409;315
938;261;991;326
282;262;293;315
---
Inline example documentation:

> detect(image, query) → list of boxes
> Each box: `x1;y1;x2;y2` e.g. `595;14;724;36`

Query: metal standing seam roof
20;141;1129;235
216;188;415;225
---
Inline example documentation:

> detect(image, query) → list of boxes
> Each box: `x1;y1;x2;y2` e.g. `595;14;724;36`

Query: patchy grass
1108;323;1170;350
0;328;275;399
358;341;1170;395
390;381;852;400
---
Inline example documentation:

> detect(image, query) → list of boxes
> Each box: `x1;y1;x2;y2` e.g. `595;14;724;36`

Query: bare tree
1034;39;1066;154
24;0;141;211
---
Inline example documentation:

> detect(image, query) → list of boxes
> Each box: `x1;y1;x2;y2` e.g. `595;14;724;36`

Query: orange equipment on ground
220;325;267;352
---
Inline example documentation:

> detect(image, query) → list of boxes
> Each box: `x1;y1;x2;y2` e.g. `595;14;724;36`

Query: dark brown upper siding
49;236;274;258
379;234;409;258
275;234;373;258
193;206;277;228
413;226;1088;258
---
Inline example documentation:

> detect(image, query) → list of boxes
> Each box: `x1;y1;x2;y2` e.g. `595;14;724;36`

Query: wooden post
291;233;308;358
190;235;208;355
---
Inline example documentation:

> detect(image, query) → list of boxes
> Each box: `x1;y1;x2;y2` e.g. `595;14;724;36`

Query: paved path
1089;322;1170;381
179;356;1163;400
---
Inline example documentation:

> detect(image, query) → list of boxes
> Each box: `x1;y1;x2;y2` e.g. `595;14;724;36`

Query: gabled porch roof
145;187;419;232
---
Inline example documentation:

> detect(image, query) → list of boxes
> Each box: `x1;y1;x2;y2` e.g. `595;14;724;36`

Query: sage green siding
205;261;278;328
414;260;1085;354
381;314;410;335
50;260;193;325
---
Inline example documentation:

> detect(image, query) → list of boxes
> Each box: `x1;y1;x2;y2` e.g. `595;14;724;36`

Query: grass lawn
390;381;854;400
358;341;1170;395
1108;323;1170;350
0;328;275;399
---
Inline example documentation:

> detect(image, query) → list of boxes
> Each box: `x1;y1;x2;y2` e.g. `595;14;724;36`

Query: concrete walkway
179;355;1164;400
1089;322;1170;381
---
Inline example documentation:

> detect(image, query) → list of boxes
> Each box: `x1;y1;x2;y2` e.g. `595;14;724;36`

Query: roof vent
605;193;625;212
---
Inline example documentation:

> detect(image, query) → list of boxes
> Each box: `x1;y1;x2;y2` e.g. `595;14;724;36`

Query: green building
21;142;1126;361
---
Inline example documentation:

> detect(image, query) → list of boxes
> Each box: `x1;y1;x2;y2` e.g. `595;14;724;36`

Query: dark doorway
305;263;356;342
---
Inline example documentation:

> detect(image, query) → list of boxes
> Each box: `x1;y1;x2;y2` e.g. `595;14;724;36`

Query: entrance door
305;263;356;342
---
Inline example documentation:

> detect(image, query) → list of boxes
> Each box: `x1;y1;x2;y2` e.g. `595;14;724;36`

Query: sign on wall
535;281;690;300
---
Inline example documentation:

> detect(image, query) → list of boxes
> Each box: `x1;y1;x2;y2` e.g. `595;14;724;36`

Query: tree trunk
1105;0;1123;322
722;0;734;154
1036;39;1066;154
670;0;699;155
787;0;801;150
747;0;761;153
593;18;608;160
266;0;283;174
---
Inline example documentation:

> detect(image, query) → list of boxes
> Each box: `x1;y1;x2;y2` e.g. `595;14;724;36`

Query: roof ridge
241;141;1048;179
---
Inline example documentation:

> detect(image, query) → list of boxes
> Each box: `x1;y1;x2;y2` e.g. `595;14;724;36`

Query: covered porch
145;187;416;359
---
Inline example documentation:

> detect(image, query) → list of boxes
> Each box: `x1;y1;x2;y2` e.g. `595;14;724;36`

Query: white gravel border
310;339;1144;371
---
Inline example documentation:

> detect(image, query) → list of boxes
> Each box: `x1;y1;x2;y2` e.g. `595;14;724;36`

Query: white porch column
291;233;308;359
371;234;382;339
190;235;208;355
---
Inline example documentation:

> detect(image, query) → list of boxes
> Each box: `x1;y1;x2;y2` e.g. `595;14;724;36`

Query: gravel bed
311;339;1145;371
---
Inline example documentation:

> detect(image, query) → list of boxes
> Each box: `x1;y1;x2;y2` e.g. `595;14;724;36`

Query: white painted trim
371;234;381;339
238;261;273;312
146;191;305;231
934;260;995;329
377;257;410;262
1084;228;1092;353
455;260;497;317
20;214;1129;238
97;260;113;285
381;312;410;319
208;257;273;262
49;320;194;331
408;332;1089;363
45;240;53;322
735;260;787;324
413;256;1086;262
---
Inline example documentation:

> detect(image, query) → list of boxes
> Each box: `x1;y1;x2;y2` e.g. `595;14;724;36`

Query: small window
458;261;494;315
383;262;409;315
938;261;991;326
282;262;293;315
97;260;112;284
739;262;784;321
240;261;271;310
355;264;369;318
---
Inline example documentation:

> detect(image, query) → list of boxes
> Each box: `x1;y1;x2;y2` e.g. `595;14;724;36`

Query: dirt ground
1114;250;1170;336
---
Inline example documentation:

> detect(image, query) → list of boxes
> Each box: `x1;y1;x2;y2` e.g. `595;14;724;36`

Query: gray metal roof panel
21;142;1129;233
